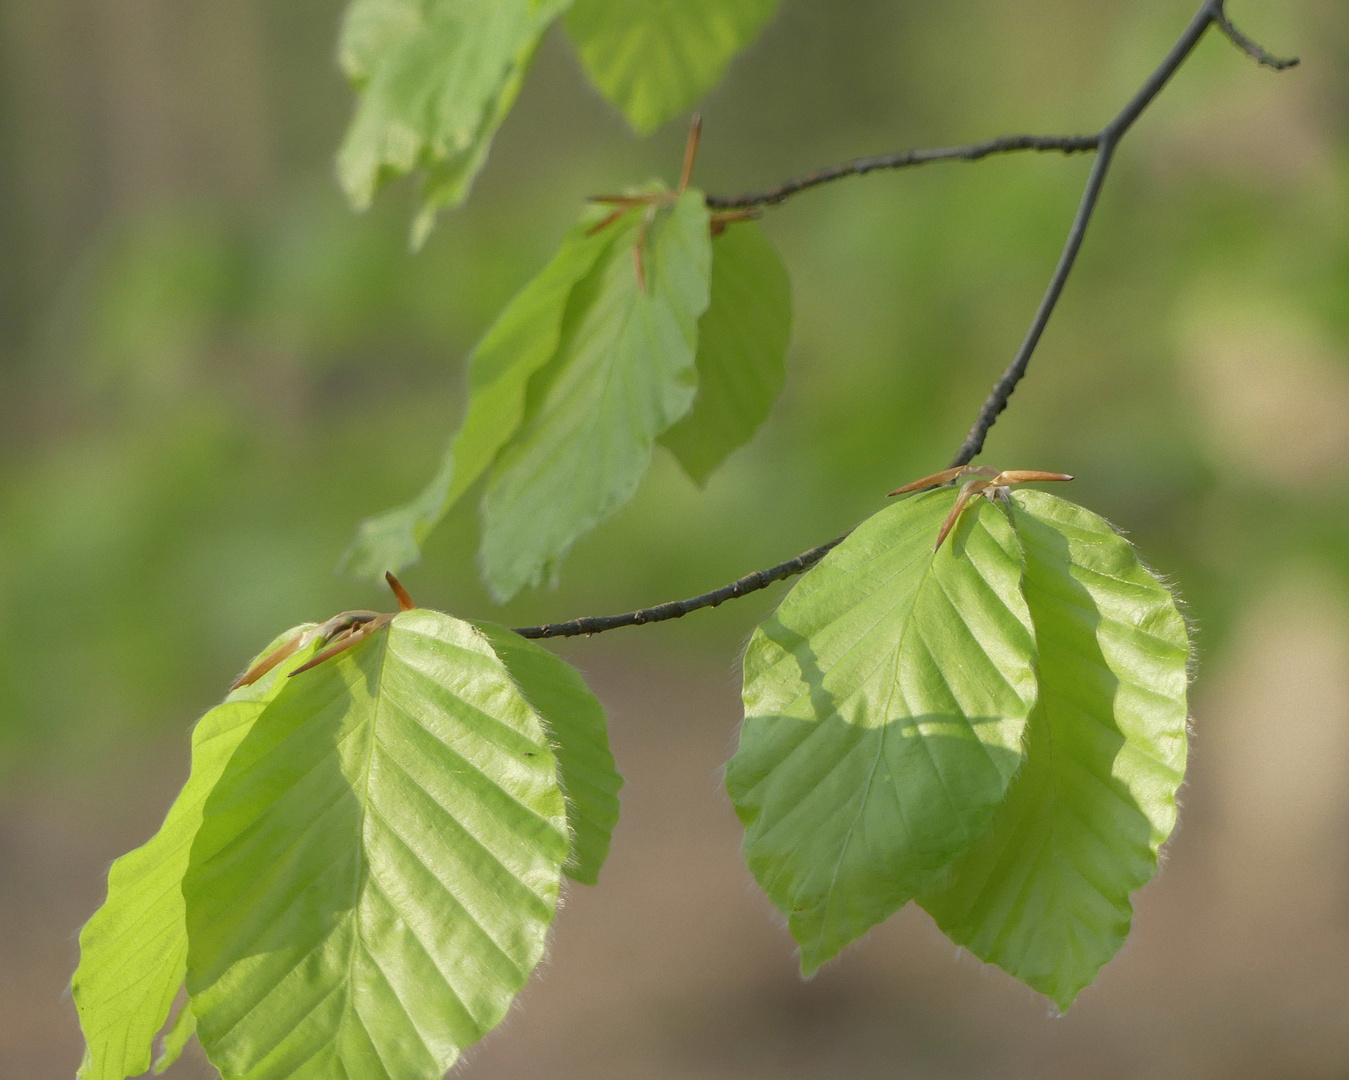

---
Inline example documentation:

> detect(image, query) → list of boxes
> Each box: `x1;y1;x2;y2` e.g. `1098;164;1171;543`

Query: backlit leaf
919;491;1190;1010
566;0;780;134
727;490;1038;975
480;188;713;601
338;218;613;580
71;626;318;1080
153;1001;197;1074
183;610;569;1080
661;219;792;486
337;0;569;244
476;623;623;885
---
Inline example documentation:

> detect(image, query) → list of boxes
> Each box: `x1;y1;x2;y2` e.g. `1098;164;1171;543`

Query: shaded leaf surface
337;0;569;243
476;622;622;884
661;219;791;486
920;491;1190;1010
339;219;612;580
727;491;1038;974
183;611;569;1080
566;0;780;134
481;189;713;601
71;626;317;1080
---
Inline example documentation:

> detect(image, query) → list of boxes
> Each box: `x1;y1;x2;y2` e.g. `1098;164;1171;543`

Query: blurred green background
1;1;1346;1077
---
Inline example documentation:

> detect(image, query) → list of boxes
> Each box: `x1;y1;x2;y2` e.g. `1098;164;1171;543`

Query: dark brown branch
705;135;1099;211
1213;8;1300;70
512;0;1297;642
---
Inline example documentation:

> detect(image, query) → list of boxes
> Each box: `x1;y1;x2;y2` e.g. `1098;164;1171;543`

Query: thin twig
1213;8;1300;70
512;0;1297;642
705;135;1099;210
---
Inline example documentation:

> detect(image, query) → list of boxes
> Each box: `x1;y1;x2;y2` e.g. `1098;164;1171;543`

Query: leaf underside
661;218;792;486
566;0;781;135
727;490;1039;975
480;188;713;602
183;610;569;1080
919;491;1189;1010
475;622;623;885
72;626;318;1080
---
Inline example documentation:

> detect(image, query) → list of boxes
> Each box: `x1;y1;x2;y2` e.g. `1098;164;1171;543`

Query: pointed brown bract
386;572;417;612
231;633;304;691
679;114;703;194
289;614;395;679
888;464;1074;552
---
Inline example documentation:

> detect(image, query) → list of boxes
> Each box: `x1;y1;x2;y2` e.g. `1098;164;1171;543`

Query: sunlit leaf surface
72;627;317;1080
183;611;569;1080
728;490;1038;974
476;622;623;884
920;491;1190;1010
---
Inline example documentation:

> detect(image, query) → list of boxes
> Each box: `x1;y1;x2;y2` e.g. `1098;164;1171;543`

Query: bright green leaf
184;611;569;1080
726;490;1038;975
476;623;623;884
661;219;791;485
338;218;613;581
480;189;713;601
71;626;318;1080
566;0;780;134
919;491;1190;1010
153;1001;197;1074
337;0;569;243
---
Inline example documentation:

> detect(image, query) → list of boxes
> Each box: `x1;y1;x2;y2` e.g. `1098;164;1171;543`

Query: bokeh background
1;0;1346;1076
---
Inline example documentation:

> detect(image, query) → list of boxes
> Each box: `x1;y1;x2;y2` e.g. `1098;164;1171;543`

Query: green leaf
481;189;713;601
71;626;318;1080
474;623;623;885
153;1001;197;1074
337;0;570;243
183;611;569;1080
661;219;791;485
919;491;1190;1010
565;0;780;134
726;490;1038;975
338;218;613;581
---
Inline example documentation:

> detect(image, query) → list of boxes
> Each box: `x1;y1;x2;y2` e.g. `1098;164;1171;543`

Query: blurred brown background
0;0;1346;1077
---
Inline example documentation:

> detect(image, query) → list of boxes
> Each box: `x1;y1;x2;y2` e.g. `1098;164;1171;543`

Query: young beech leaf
339;216;614;581
71;626;320;1080
660;219;792;486
481;189;713;602
919;491;1190;1011
183;610;569;1080
726;489;1038;975
337;0;569;245
476;622;623;885
566;0;781;135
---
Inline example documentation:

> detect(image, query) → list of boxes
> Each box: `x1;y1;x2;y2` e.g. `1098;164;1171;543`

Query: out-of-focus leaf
726;490;1037;975
337;0;570;244
184;611;569;1080
565;0;780;134
476;622;622;884
661;219;792;485
152;1001;197;1074
71;627;317;1080
920;491;1190;1010
338;218;613;580
480;189;713;601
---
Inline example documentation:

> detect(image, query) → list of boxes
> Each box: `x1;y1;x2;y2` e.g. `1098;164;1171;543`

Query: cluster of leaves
338;0;781;245
339;191;792;602
73;486;1189;1080
73;610;621;1080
